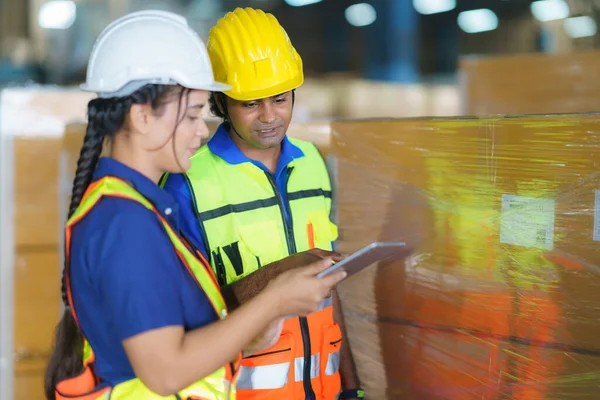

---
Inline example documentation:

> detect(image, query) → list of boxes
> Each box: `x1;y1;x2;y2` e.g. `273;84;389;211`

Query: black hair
209;91;226;120
44;83;184;399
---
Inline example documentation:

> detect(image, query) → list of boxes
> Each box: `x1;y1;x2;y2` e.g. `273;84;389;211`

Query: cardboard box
330;114;600;399
0;87;91;400
14;138;62;248
460;51;600;116
13;251;60;400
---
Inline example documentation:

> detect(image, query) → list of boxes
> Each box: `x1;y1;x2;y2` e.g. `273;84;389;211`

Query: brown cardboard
331;114;600;399
460;50;600;115
0;88;91;400
14;360;46;400
14;138;62;248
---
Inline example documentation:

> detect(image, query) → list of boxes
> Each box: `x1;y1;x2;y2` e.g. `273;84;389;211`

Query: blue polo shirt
69;157;218;387
162;123;305;259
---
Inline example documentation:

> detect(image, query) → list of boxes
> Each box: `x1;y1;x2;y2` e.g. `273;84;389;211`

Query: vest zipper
264;168;315;400
263;169;297;256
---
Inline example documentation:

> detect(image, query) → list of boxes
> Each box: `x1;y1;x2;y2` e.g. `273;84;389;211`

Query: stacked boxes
460;50;600;115
331;115;600;399
0;87;92;399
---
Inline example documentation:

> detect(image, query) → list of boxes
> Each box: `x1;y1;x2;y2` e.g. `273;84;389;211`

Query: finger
320;269;347;287
302;251;324;262
332;254;346;263
309;249;342;259
301;257;334;275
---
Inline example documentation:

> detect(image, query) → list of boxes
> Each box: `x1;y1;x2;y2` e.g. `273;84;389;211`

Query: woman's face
149;89;210;172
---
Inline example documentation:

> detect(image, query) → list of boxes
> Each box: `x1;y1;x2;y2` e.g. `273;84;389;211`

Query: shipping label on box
500;194;555;250
594;190;600;242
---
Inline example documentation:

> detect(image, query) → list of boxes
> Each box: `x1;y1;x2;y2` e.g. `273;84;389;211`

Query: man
162;7;363;400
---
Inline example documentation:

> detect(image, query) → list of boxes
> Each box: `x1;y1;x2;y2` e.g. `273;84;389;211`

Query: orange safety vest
238;302;342;400
55;176;242;400
176;138;343;399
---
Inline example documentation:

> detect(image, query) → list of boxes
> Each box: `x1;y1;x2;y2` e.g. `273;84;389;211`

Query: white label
500;194;555;250
594;190;600;241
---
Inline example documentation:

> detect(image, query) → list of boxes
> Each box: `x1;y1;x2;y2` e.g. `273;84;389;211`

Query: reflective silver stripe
236;362;290;390
237;351;340;390
325;351;340;375
294;353;321;382
318;295;333;311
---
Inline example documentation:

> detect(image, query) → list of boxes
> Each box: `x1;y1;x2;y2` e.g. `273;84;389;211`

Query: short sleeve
162;173;209;259
92;206;187;341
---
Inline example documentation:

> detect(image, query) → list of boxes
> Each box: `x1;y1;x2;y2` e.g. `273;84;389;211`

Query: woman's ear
128;103;153;135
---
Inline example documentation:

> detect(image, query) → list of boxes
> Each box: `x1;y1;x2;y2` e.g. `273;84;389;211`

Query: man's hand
221;249;345;310
267;249;345;271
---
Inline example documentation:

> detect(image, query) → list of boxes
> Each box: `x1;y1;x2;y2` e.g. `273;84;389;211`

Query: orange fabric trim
62;176;242;392
67;183;229;325
55;365;110;400
307;222;315;249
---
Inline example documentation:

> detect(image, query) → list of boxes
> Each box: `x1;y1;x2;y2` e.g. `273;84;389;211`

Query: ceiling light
413;0;456;15
345;3;377;27
457;9;498;34
564;16;597;38
284;0;322;6
531;0;569;22
38;0;76;30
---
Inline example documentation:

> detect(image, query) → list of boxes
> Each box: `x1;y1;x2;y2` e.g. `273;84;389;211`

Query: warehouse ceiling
1;0;599;85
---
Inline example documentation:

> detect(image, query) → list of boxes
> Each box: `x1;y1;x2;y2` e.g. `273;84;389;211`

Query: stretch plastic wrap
330;115;600;399
44;113;600;399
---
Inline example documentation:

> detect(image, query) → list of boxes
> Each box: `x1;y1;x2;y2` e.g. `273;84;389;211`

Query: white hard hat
80;10;231;98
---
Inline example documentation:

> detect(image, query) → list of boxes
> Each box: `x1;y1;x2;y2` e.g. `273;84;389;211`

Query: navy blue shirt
162;123;305;259
69;157;218;386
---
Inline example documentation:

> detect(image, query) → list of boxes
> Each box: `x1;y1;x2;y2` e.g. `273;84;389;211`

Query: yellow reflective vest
179;137;342;399
185;138;338;282
56;176;240;400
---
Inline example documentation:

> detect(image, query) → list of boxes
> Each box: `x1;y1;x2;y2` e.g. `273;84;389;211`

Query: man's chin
255;136;284;150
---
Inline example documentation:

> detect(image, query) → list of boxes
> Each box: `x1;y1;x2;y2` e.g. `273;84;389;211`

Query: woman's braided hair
45;83;178;400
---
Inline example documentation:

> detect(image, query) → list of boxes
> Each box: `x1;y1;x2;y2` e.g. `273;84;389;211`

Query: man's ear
213;92;226;115
128;103;153;135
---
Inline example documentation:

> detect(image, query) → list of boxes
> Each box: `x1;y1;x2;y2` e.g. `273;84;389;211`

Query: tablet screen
317;241;406;279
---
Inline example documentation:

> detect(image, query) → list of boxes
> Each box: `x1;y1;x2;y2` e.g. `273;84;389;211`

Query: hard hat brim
224;75;303;102
81;79;233;98
198;81;232;92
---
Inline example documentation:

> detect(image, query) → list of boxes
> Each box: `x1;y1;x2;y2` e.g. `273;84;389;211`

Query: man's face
224;91;293;149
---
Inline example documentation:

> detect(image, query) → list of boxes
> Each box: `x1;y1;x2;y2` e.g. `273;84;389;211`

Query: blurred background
2;0;600;118
2;1;600;399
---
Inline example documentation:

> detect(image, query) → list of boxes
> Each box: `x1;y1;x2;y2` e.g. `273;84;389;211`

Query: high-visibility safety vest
55;176;241;400
183;138;342;400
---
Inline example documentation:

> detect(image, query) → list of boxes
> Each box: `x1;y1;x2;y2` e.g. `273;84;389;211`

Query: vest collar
208;122;305;178
93;157;180;229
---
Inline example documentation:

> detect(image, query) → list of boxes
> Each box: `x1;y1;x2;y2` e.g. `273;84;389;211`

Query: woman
45;10;346;400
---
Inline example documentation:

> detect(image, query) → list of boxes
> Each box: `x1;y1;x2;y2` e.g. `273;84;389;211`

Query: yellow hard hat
207;7;304;101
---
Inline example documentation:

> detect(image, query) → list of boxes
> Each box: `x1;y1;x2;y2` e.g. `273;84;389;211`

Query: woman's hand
265;257;347;318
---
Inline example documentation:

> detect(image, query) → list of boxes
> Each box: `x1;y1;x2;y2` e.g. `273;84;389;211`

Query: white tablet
317;241;406;279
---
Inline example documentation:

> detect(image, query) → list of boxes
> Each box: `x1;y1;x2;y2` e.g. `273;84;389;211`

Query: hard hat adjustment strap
220;95;247;142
